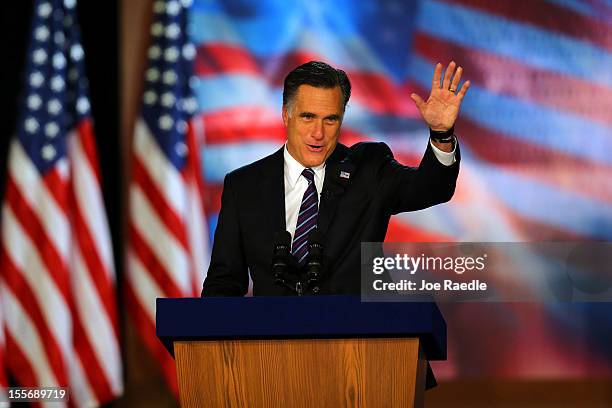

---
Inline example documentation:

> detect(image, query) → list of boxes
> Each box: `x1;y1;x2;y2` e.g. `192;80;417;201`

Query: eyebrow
299;112;341;121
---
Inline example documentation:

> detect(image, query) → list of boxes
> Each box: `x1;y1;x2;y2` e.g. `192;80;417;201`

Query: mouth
306;144;324;153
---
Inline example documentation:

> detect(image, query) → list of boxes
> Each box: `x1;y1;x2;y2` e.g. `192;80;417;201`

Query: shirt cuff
430;138;457;166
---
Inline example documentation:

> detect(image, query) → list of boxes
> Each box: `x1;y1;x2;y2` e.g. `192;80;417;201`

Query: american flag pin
340;171;350;179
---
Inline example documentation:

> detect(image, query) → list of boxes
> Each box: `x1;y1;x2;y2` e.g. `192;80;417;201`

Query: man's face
282;85;344;168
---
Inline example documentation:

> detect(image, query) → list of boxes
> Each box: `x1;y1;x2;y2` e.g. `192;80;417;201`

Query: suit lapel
261;144;352;237
259;147;286;234
318;143;353;237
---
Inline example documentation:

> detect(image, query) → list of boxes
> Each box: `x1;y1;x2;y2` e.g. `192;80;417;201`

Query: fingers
431;61;469;99
450;65;462;92
442;61;456;90
457;80;471;100
410;93;425;110
431;63;442;91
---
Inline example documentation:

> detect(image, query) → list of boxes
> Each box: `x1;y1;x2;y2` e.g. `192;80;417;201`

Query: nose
311;120;324;140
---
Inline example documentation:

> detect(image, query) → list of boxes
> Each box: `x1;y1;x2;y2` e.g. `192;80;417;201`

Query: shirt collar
283;143;326;189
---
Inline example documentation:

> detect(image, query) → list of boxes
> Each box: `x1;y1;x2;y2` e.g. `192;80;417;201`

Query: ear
282;105;289;127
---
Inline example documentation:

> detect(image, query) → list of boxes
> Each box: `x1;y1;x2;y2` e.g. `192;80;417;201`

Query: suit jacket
201;141;460;296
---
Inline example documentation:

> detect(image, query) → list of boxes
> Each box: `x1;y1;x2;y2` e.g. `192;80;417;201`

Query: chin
303;155;326;167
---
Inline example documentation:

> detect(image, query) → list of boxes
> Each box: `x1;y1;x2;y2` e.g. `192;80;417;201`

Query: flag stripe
75;120;103;182
67;349;98;408
1;254;67;386
416;0;612;87
443;0;612;51
42;166;70;216
196;107;285;143
547;0;612;20
2;206;73;370
8;141;70;261
128;224;183;298
413;31;612;126
456;117;612;203
410;56;612;165
127;252;165;320
70;179;120;340
130;186;191;294
134;120;189;215
71;301;114;402
188;13;385;71
71;246;122;395
132;156;190;251
3;176;71;302
70;125;115;278
71;192;120;335
3;299;55;387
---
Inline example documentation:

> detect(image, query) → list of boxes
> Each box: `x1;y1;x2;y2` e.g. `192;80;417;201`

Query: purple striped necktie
292;168;318;265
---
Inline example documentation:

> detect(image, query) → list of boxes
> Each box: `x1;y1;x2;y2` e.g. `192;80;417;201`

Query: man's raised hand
410;61;470;132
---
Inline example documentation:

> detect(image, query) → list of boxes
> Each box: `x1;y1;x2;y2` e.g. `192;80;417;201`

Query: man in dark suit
202;60;470;297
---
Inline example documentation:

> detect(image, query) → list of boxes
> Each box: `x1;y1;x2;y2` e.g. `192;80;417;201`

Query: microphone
272;231;292;288
305;228;324;294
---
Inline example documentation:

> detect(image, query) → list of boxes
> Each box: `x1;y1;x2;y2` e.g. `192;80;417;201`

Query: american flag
188;0;612;379
125;0;209;395
0;0;122;405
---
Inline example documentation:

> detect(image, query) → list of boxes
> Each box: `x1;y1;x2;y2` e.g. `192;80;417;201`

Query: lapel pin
339;171;350;179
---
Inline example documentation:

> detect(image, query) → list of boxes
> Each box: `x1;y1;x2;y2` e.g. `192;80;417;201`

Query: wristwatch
429;126;455;143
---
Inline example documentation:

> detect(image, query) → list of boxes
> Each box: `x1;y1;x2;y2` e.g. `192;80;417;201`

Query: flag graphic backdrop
0;0;122;405
125;0;209;395
189;0;612;379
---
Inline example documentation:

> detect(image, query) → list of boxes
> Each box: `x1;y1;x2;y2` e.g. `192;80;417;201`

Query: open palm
410;61;470;132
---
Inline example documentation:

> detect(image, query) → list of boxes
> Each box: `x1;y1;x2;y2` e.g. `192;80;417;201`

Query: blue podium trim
156;295;446;361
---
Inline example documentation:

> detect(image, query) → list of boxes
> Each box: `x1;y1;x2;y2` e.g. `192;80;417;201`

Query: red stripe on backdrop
69;187;119;337
2;255;67;385
76;120;102;183
128;224;183;298
194;43;260;76
385;218;455;242
408;81;612;204
196;107;285;144
506;209;590;241
203;182;224;215
457;117;612;204
5;332;38;387
348;71;420;117
459;171;592;241
132;157;190;251
3;177;71;301
413;31;612;126
71;307;114;402
441;0;612;51
263;50;321;84
194;45;420;116
124;284;178;397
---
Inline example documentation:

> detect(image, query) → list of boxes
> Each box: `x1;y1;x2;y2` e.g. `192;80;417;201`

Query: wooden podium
157;296;446;407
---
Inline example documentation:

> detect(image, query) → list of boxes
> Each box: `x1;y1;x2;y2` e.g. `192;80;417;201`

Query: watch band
429;126;455;142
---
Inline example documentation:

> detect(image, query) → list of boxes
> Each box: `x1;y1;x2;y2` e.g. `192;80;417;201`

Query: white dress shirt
283;140;456;240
